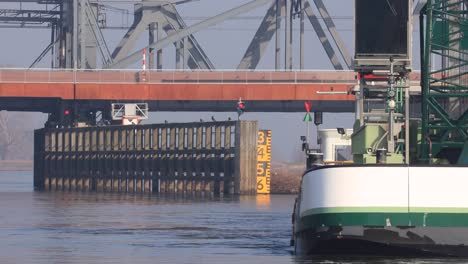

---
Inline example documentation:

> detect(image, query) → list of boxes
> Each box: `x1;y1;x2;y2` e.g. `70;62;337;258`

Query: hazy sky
0;0;420;162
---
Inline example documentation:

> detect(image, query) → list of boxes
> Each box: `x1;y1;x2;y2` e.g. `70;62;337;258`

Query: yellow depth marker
257;130;271;194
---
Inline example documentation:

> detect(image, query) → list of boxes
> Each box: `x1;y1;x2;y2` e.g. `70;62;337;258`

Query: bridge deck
0;70;423;112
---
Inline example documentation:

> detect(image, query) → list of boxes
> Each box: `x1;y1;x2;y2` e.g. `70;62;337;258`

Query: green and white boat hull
293;165;468;256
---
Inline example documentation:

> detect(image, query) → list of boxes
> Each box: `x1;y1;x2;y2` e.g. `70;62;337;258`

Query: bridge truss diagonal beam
29;39;59;68
82;0;113;66
110;0;275;69
237;1;277;70
312;0;353;69
111;8;148;61
160;4;215;70
303;1;343;70
275;0;286;69
111;2;214;70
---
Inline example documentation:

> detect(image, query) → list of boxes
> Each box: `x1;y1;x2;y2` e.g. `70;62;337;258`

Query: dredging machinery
292;0;468;256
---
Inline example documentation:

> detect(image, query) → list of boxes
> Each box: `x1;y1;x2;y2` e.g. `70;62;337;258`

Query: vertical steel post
51;24;55;68
421;0;432;161
79;0;86;69
149;23;155;70
157;23;163;70
405;80;410;164
184;37;189;70
284;0;293;70
359;74;364;126
388;62;395;153
285;0;292;70
73;0;78;69
176;41;182;70
300;0;304;70
448;0;462;119
275;0;283;70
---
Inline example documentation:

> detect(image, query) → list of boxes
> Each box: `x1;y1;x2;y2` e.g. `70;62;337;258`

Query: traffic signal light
237;98;245;119
314;112;323;126
62;109;72;127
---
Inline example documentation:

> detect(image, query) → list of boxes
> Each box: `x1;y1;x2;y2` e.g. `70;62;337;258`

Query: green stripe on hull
303;207;468;215
304;207;409;215
297;208;468;231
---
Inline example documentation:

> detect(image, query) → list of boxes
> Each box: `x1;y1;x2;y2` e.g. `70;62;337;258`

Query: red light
238;102;245;109
64;109;70;116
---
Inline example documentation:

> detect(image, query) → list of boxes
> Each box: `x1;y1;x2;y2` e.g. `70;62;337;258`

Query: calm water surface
0;171;466;264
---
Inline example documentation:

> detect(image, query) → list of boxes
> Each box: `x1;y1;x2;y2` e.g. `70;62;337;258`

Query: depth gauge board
257;130;272;194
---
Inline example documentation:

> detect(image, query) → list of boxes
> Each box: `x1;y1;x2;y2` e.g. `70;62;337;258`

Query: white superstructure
318;129;353;162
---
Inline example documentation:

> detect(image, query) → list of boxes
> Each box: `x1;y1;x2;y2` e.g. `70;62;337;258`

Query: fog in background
0;0;420;162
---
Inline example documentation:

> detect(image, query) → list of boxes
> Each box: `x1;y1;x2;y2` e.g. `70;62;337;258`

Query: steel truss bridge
0;0;427;126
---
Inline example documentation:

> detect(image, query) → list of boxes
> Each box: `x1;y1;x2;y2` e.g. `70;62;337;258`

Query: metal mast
421;0;468;163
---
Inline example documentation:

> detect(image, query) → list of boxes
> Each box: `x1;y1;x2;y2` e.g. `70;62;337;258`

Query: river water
0;171;465;263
